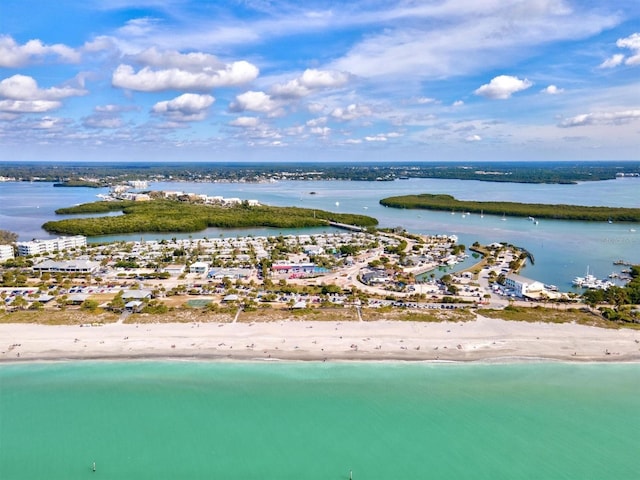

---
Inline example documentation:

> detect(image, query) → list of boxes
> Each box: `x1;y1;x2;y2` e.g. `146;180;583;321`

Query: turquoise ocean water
1;361;639;479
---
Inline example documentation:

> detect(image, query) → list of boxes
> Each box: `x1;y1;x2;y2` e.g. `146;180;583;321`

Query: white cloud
112;60;259;92
152;93;215;122
542;85;563;95
331;103;372;121
617;32;640;66
452;100;464;107
474;75;532;99
0;99;61;113
229;116;260;127
364;135;387;142
559;110;640;127
0;35;80;67
600;33;640;68
305;117;327;127
465;134;482;142
271;68;350;99
310;126;331;136
0;75;86;113
329;2;619;80
0;75;86;100
599;53;624;68
229;91;280;115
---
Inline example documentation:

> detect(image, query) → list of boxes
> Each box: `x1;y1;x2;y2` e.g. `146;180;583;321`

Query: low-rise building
504;273;545;298
32;259;99;273
189;261;209;274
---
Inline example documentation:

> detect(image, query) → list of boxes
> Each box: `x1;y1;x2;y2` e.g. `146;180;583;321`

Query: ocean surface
1;177;639;289
1;361;639;480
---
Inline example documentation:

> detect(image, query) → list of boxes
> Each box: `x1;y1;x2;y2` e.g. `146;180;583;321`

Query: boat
92;462;96;472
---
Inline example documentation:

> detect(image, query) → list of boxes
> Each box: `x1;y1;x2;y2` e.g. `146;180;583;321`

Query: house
163;264;186;276
361;270;389;285
125;300;144;312
121;289;153;300
189;261;209;274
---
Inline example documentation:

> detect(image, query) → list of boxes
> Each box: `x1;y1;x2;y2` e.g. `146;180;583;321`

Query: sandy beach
2;315;640;363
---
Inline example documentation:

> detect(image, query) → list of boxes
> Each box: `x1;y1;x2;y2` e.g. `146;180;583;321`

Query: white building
17;235;87;256
0;244;15;262
32;259;99;273
504;273;545;298
189;261;210;274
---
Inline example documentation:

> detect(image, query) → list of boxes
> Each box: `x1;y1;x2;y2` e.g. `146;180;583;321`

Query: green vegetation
43;199;378;236
380;194;640;222
53;180;105;188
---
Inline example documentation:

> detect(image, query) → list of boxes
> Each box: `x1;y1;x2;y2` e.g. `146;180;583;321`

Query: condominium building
16;235;87;256
0;244;15;262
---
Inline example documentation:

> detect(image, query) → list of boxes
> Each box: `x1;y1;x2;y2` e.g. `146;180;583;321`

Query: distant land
380;194;640;222
1;160;639;185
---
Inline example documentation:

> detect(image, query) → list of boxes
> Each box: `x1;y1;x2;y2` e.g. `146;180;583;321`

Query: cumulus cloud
152;93;215;122
0;75;86;100
465;134;482;142
271;68;350;99
558;110;640;127
617;32;640;66
600;33;640;68
542;85;563;95
452;100;464;107
0;35;80;67
310;126;331;136
474;75;532;99
330;103;372;121
229;91;281;115
112;59;258;92
0;74;87;113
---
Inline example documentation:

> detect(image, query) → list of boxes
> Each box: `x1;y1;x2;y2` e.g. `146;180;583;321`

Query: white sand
2;315;640;363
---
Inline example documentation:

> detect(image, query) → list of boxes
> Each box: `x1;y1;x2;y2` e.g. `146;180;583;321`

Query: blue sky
1;0;639;162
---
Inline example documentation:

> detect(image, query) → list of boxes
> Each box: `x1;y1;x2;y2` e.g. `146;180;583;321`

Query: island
379;194;640;222
43;198;378;236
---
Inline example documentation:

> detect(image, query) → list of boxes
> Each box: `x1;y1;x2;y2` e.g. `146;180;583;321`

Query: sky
0;0;639;163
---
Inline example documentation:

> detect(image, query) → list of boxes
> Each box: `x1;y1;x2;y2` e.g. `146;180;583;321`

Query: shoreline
2;315;640;364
